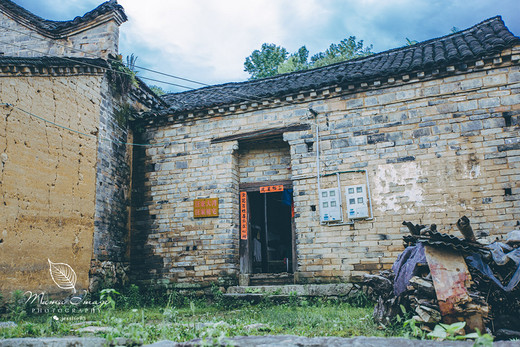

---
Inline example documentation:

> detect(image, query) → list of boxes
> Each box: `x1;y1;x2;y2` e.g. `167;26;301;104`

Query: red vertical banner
240;192;248;240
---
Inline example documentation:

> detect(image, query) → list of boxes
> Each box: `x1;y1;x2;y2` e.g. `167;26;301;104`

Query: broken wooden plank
424;245;485;333
424;245;471;316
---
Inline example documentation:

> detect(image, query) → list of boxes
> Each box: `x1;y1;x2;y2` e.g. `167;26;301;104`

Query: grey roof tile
0;0;127;37
0;56;108;68
163;16;519;114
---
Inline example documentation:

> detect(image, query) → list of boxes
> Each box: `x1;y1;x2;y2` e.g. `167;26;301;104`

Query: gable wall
133;57;520;287
0;74;103;294
0;11;120;58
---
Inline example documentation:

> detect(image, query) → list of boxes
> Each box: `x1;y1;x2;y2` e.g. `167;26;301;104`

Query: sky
13;0;520;93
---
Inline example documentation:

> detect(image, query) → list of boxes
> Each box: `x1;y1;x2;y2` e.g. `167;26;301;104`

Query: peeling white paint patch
371;162;424;213
463;163;481;179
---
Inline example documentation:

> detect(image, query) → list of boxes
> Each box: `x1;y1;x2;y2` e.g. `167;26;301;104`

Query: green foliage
7;290;28;322
149;85;167;96
108;55;139;95
120;284;141;309
99;289;120;311
125;54;138;72
244;36;373;79
113;102;135;128
310;36;373;68
244;43;288;80
1;298;389;342
427;322;493;345
345;290;373;308
402;316;426;339
427;321;465;339
277;46;310;74
406;38;418;46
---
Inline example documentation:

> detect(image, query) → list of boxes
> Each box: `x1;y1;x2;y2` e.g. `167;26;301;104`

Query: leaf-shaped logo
48;259;77;294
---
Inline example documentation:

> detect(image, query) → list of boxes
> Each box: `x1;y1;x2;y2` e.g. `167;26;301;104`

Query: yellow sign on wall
260;185;284;193
193;198;219;218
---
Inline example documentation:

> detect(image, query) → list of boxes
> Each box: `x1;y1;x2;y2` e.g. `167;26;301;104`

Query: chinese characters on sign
259;185;284;193
193;198;219;218
240;192;248;240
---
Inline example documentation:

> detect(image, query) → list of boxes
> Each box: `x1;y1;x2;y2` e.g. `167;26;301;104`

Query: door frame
239;180;295;274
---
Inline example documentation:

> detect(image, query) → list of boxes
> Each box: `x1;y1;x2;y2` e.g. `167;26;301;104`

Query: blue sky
13;0;520;93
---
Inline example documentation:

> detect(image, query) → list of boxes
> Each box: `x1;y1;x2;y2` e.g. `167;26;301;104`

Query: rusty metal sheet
424;245;471;316
404;231;486;254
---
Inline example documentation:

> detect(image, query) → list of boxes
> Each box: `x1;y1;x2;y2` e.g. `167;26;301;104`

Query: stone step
249;273;294;286
226;283;354;297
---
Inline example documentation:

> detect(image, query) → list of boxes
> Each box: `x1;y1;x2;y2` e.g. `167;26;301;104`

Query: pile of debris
364;216;520;340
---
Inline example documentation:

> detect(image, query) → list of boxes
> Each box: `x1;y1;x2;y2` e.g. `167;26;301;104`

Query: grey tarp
391;243;426;296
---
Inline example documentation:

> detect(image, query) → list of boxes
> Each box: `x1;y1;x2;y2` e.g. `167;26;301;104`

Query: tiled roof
0;56;109;68
163;16;519;114
0;0;127;37
0;56;167;109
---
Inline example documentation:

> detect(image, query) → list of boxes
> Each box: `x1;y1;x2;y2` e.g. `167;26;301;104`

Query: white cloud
12;0;520;92
119;0;333;87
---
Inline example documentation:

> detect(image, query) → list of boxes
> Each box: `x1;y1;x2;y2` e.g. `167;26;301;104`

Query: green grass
0;298;396;344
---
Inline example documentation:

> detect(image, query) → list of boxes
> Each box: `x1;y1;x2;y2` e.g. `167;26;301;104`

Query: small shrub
288;291;300;306
163;307;178;323
345;289;373;308
121;284;141;309
99;289;120;310
7;290;28;322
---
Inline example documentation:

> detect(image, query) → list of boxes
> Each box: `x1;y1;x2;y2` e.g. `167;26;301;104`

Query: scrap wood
367;217;520;338
424;245;472;316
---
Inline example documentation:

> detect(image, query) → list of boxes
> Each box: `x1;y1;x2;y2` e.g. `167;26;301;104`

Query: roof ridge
164;16;517;101
0;0;127;36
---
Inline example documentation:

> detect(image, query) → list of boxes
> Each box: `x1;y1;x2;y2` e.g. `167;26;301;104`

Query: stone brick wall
238;140;291;183
0;74;102;294
133;58;520;286
89;77;133;291
130;126;240;287
0;11;120;58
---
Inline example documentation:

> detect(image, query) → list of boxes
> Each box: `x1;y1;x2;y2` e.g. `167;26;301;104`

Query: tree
244;37;373;80
277;46;310;74
310;36;372;68
244;43;288;80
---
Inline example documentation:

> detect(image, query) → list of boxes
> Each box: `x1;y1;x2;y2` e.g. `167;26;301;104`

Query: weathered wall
0;74;102;294
130;125;240;286
89;79;133;291
133;57;520;286
238;141;291;184
0;11;120;58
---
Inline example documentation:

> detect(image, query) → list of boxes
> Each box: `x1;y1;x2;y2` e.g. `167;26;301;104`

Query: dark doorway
248;190;293;273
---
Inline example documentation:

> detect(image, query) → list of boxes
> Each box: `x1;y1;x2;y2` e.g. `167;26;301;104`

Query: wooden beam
211;124;310;144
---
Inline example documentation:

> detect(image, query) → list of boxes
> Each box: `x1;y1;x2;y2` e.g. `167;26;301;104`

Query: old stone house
0;0;162;294
0;0;519;294
131;16;520;288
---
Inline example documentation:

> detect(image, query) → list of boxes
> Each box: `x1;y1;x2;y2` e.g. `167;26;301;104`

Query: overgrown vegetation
113;102;136;128
0;286;493;345
0;286;387;344
108;54;139;96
